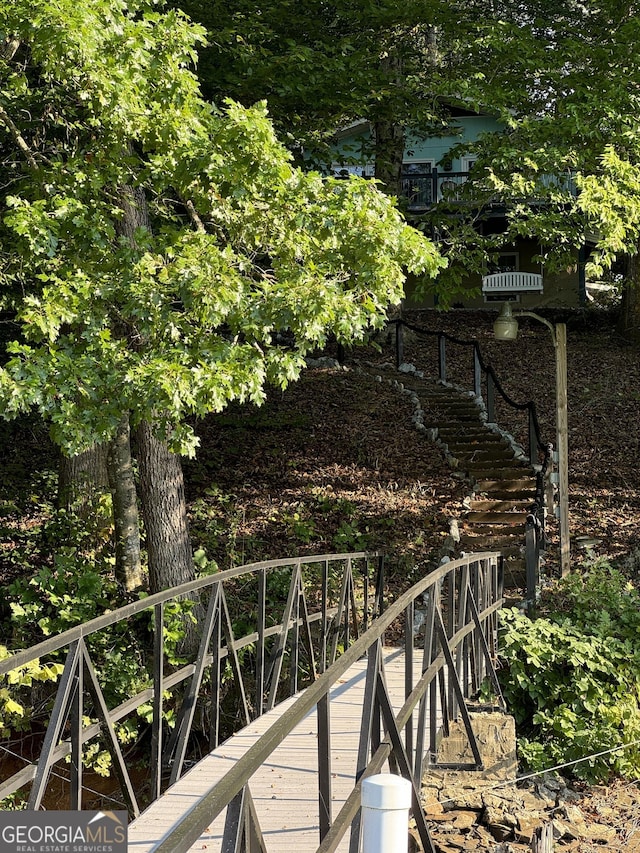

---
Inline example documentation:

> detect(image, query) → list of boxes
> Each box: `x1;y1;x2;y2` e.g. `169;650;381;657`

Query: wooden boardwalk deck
128;647;424;852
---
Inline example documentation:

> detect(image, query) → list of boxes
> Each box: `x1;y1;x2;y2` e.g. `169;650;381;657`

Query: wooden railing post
525;515;539;610
318;694;332;840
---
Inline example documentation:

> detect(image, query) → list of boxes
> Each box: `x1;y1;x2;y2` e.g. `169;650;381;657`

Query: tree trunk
374;118;406;323
58;445;110;513
107;413;143;592
135;420;194;594
374;119;405;199
374;46;406;323
373;43;405;200
117;183;150;240
619;252;640;344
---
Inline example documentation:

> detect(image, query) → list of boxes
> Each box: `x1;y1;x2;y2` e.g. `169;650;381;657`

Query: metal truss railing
145;551;505;853
0;551;384;813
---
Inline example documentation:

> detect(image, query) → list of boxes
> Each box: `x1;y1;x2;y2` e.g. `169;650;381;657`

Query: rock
551;817;582;841
517;790;549;813
558;787;582;804
423;794;446;817
305;356;342;369
585;822;618;843
540;774;562;792
487;822;513;842
514;811;542;842
533;785;557;807
559;804;586;827
593;803;615;819
474;825;499;846
452;811;477;831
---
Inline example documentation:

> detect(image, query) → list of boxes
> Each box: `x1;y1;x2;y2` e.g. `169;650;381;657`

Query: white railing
482;271;543;293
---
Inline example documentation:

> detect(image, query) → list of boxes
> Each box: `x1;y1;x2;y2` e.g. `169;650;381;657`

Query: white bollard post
361;774;412;853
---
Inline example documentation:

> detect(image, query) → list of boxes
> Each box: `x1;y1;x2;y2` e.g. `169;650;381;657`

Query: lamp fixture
492;302;519;341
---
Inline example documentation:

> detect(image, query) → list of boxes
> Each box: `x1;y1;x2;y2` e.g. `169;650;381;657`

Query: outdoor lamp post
493;302;570;577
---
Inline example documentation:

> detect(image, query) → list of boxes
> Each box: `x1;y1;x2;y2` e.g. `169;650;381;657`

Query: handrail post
438;333;446;382
151;602;164;801
556;323;570;577
395;321;404;368
318;694;332;840
486;372;496;422
473;346;482;399
528;407;538;466
525;514;539;611
404;604;414;770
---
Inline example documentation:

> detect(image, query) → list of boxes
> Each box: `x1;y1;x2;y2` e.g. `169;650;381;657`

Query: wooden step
470;467;533;480
469;499;535;512
464;511;529;525
462;526;528;540
428;403;481;414
435;416;485;426
474;479;536;494
445;441;510;453
439;429;504;440
452;448;514;461
459;543;524;560
458;532;523;550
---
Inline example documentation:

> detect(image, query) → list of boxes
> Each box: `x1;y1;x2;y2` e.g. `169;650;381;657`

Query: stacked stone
417;713;621;852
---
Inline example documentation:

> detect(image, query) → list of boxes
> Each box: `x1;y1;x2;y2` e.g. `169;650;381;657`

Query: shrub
499;560;640;782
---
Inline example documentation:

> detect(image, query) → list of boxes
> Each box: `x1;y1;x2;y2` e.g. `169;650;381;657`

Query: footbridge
0;551;505;852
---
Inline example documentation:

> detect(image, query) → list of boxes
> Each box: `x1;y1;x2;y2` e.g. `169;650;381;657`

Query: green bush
499;560;640;781
0;646;63;738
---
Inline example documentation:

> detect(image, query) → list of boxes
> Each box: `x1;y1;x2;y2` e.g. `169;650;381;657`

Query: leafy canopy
0;0;444;455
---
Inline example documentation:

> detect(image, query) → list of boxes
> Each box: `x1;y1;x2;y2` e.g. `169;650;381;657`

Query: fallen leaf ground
2;307;638;586
183;306;640;584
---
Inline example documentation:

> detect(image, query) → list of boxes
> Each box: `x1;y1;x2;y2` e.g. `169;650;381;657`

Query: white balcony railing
482;271;543;294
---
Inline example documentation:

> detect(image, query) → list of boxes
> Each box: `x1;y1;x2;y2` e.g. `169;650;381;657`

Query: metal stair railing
141;551;505;853
392;318;551;602
0;551;383;813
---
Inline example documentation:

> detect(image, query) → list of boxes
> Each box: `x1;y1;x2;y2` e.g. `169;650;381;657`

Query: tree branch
0;104;40;172
1;37;21;63
185;198;205;233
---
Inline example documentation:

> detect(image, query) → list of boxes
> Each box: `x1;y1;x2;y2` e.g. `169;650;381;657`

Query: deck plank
128;648;427;852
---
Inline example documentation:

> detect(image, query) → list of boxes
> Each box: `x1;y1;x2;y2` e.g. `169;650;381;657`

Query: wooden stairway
395;371;538;587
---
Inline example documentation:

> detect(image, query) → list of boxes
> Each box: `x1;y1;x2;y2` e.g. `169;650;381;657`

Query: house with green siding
331;107;587;310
